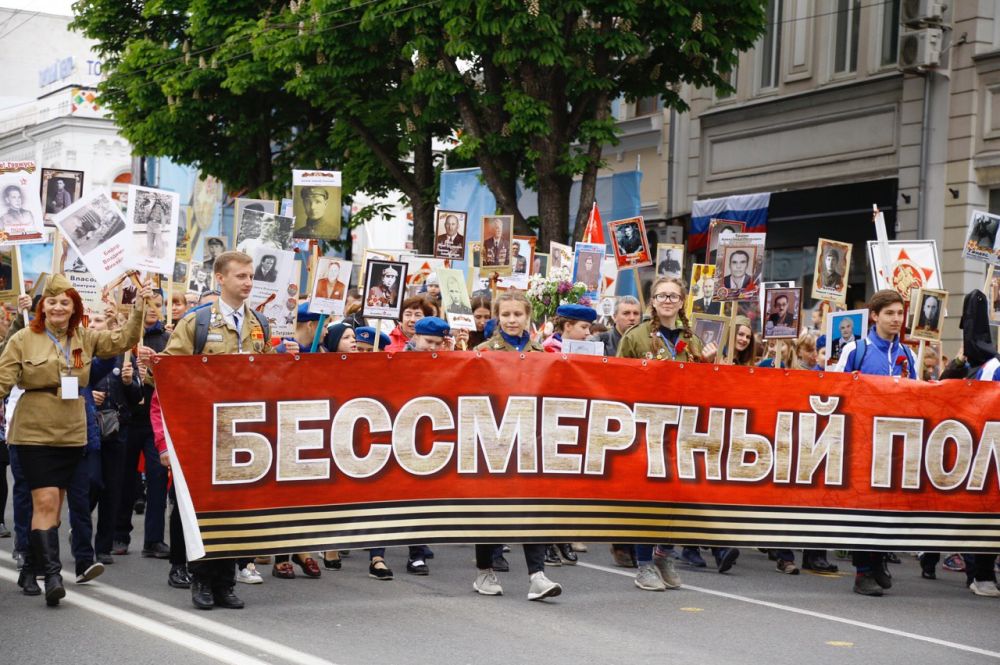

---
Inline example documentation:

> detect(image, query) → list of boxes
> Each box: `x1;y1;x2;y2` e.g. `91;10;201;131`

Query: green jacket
616;320;704;362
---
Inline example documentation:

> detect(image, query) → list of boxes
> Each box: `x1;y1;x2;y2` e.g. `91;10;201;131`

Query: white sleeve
831;341;857;373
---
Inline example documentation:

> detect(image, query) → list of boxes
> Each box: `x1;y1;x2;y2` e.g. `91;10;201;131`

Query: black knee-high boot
30;528;65;606
17;545;40;596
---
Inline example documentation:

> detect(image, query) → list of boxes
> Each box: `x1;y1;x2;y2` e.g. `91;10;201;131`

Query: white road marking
0;557;337;665
577;561;1000;660
0;567;272;665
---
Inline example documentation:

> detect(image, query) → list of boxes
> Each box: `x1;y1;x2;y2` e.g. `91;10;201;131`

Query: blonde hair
493;290;532;319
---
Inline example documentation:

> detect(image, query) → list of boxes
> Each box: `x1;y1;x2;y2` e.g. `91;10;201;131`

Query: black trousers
188;558;236;590
90;431;126;556
476;543;546;575
168;485;186;566
851;551;886;571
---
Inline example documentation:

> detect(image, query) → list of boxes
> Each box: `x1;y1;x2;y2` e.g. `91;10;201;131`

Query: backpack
192;305;269;354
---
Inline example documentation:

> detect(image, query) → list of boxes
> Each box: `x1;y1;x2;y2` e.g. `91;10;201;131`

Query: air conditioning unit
901;0;945;26
898;27;943;71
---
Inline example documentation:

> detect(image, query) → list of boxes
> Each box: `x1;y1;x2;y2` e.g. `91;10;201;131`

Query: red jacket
150;391;167;456
385;325;409;353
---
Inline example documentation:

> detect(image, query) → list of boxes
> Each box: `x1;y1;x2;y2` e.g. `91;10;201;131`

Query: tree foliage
73;0;767;251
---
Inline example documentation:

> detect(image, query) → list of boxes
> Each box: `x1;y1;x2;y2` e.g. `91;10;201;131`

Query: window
834;0;861;74
634;96;661;117
759;0;783;89
716;65;738;99
880;0;900;66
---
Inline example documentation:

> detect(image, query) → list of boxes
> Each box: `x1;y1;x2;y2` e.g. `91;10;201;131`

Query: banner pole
311;313;328;352
14;245;27;325
917;339;926;381
166;275;174;327
373;320;381;352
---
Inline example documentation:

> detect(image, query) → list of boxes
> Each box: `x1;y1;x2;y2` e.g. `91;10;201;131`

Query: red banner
154;353;1000;560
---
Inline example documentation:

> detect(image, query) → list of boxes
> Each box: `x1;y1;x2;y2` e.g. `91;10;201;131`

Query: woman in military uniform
472;292;562;601
0;273;149;605
617;276;725;592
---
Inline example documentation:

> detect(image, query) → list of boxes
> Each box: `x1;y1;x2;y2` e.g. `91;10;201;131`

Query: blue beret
356;326;391;348
414;316;450;337
297;302;321;323
556;303;597;323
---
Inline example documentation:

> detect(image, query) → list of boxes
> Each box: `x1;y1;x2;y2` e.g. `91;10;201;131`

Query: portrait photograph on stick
549;241;572;273
292;169;342;240
53;189;129;286
126;185;179;275
480;215;513;273
763;287;801;340
235;209;295;255
963;210;1000;265
825;308;866;365
363;259;408;320
532;252;549;277
691;313;729;362
309;257;352;316
608;216;652;269
433;210;467;260
499;236;534;289
812;238;852;302
40;168;84;223
232;198;277;241
438;267;475;330
707;218;745;264
687;263;719;316
714;243;759;302
0;161;45;244
988;265;1000;325
572;242;605;298
910;287;948;342
656;242;684;278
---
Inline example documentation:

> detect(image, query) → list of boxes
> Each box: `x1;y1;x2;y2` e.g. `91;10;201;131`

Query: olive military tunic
0;304;145;446
474;332;545;353
616;320;704;362
162;301;275;357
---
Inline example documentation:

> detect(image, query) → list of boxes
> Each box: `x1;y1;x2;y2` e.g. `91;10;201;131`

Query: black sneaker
716;548;740;573
368;559;394;580
556;544;578;565
134;498;146;515
168;564;192;589
191;581;214;610
96;553;114;565
406;558;430;575
491;555;510;573
853;573;883;596
212;587;245;609
544;545;562;567
141;542;171;559
802;556;838;573
75;561;105;584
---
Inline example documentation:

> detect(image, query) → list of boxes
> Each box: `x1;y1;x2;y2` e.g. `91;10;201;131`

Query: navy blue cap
556;303;597;323
297;302;321;323
356;326;391;348
414;316;450;337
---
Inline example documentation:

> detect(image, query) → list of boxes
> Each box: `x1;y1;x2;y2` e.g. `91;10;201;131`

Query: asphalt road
1;508;999;665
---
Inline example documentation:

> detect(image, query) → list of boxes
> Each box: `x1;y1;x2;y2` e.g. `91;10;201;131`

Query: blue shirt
833;326;916;378
975;357;1000;381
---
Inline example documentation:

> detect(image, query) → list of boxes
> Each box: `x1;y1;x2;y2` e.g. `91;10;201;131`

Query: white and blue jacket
832;326;916;378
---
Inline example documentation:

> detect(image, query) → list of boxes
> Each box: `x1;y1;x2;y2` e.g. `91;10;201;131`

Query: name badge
206;333;224;342
60;376;79;400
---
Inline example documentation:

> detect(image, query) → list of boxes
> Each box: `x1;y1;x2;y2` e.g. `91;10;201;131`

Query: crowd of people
0;249;996;610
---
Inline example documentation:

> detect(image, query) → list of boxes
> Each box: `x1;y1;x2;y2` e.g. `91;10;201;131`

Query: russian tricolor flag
689;192;770;253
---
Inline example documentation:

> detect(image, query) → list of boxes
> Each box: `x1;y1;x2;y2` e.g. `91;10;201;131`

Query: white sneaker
970;580;1000;597
527;571;562;601
473;569;503;596
653;555;681;589
634;564;666;591
237;563;263;584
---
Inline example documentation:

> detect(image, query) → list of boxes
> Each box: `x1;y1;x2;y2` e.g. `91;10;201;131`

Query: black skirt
12;444;85;490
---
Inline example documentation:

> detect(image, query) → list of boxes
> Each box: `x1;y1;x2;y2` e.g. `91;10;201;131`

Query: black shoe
134;499;146;515
142;541;171;559
886;552;901;564
17;548;40;596
921;568;937;580
212;587;245;609
853;573;883;596
716;548;740;574
31;528;65;606
168;564;192;589
322;554;342;570
75;561;105;584
491;555;510;573
368;559;394;580
803;557;838;573
191;581;214;609
96;553;114;565
406;558;430;575
556;544;578;565
873;564;893;589
544;545;562;567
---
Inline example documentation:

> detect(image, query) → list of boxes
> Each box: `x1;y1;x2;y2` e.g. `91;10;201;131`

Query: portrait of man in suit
434;212;466;260
723;249;753;291
482;216;512;268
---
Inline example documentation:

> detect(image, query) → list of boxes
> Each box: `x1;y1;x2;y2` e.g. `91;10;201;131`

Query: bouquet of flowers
526;265;592;321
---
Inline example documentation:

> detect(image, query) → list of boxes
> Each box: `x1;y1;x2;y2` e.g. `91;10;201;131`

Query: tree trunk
536;168;572;249
411;134;436;255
